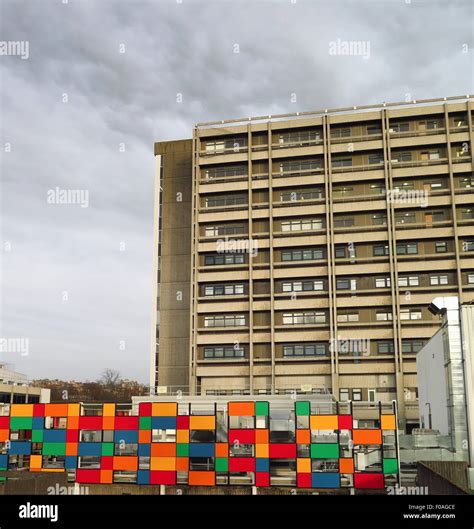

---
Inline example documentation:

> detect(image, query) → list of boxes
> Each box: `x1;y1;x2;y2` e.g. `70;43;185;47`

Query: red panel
150;471;176;485
255;472;269;487
33;404;45;417
354;473;384;489
101;456;113;470
228;457;255;473
228;429;255;444
78;416;102;430
0;417;9;429
139;402;152;416
269;444;297;458
115;416;139;430
176;416;189;429
66;429;79;443
297;473;312;488
76;469;101;484
338;415;353;430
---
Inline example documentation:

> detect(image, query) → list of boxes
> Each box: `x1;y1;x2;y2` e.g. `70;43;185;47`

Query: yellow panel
176;430;189;443
150;457;176;471
297;458;311;473
309;415;338;431
67;404;80;417
10;404;34;417
381;415;396;430
151;403;177;417
255;444;269;458
30;455;42;469
189;415;215;430
102;403;116;417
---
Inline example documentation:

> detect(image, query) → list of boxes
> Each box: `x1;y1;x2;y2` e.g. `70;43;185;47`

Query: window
283;312;326;325
281;218;324;232
367;125;382;135
402;340;425;353
279;130;320;145
390;122;409;133
204;314;246;328
398;276;419;287
375;277;390;288
425;180;445;190
395;212;416;225
281;248;324;261
460;177;474;189
336;278;357;291
204;346;245;359
393;181;414;192
396;243;418;255
205;195;247;208
334;216;355;227
352;389;362;401
283;343;326;357
333;186;354;197
204;224;245;237
377;341;394;354
461;209;474;220
204;138;247;153
280;189;322;202
468;273;474;284
368;153;384;165
376;311;393;321
370;183;385;194
204;253;245;266
425;210;447;223
332;157;352;168
430;275;448;286
203;284;245;296
392;151;412;163
280;159;322;173
372;214;387;226
332;127;351;138
373;244;389;256
337;312;359;322
205;165;247;179
339;389;350;402
435;241;447;253
421;150;441;161
464;241;474;252
282;280;324;292
400;309;422;320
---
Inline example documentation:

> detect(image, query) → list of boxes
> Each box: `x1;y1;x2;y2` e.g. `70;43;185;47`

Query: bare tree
100;368;121;387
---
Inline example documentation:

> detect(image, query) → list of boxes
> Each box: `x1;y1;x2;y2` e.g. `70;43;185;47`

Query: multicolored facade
0;400;399;490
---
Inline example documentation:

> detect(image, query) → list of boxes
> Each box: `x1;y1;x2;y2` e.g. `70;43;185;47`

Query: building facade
152;96;474;430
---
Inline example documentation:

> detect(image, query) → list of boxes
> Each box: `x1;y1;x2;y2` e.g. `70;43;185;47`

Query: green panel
139;417;152;430
295;402;310;416
42;443;66;456
215;458;228;472
310;443;339;459
383;458;399;474
255;402;269;417
176;443;189;457
32;430;43;443
10;417;33;430
101;443;114;456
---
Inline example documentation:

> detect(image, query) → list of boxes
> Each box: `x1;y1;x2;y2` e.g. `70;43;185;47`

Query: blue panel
188;443;214;458
151;417;176;430
137;470;150;485
256;458;269;472
77;442;102;457
43;429;67;443
311;472;340;488
65;456;77;469
8;442;31;455
113;430;138;444
32;417;44;430
0;454;8;468
138;444;150;457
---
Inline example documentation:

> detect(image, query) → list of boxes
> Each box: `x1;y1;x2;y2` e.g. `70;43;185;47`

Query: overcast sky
0;0;472;384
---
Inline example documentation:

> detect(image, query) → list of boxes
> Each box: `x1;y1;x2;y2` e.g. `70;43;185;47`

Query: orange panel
102;417;115;430
30;455;42;469
189;416;215;430
176;457;188;472
45;404;69;417
215;443;228;457
113;456;138;471
66;443;78;456
0;430;10;442
228;402;255;417
296;429;311;444
255;430;269;444
297;458;311;473
67;416;79;429
255;444;269;458
309;415;338;431
103;403;116;417
188;471;215;486
381;415;396;430
101;470;113;484
10;404;34;417
352;429;382;445
176;430;189;443
151;403;177;417
150;457;176;471
139;430;151;444
339;458;354;474
67;404;80;417
151;443;176;457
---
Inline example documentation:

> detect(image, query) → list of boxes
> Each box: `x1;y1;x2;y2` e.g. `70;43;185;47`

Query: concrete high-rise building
151;95;474;430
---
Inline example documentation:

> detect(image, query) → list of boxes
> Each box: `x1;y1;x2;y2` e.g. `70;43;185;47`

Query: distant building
0;363;50;404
